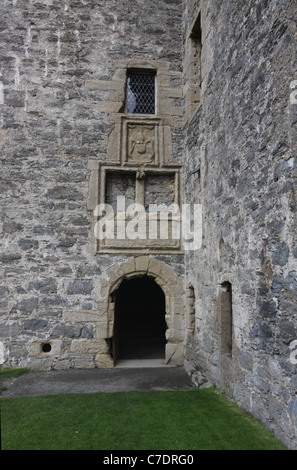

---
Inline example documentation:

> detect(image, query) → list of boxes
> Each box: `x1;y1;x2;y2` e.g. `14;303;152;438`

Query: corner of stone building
182;0;297;449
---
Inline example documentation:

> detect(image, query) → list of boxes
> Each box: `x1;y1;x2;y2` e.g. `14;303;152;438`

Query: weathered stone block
238;350;253;372
18;239;39;250
23;319;48;331
51;323;82;339
29;340;62;358
95;353;114;369
135;255;150;272
95;321;113;339
272;242;290;267
72;355;95;369
70;339;108;354
165;342;184;366
67;281;94;295
0;0;295;450
63;310;105;322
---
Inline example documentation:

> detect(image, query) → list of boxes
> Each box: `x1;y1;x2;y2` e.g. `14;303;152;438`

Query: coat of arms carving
127;123;156;164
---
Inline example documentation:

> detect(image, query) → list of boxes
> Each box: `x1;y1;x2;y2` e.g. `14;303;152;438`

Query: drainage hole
42;343;52;353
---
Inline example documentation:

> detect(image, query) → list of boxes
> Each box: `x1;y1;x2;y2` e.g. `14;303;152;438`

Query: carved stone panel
95;165;182;254
91;94;183;254
127;123;156;164
121;117;161;166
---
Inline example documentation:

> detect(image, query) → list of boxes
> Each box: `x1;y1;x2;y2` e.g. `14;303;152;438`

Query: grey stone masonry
183;0;297;450
1;0;297;451
0;0;184;371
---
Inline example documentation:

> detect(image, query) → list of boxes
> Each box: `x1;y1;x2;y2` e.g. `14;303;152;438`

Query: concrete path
0;361;196;398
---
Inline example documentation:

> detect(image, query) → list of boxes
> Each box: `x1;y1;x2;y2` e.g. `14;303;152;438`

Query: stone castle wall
1;0;297;450
0;0;185;370
182;0;297;449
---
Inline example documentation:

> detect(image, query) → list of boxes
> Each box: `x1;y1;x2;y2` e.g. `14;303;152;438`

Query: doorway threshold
115;359;166;368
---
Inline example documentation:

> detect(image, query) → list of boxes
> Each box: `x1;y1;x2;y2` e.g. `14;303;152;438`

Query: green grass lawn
0;386;286;450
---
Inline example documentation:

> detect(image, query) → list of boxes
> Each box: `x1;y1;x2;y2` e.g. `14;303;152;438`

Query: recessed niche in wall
105;172;136;210
144;174;176;210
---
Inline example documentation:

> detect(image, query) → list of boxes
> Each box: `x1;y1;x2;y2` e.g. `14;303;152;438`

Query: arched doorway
112;276;167;362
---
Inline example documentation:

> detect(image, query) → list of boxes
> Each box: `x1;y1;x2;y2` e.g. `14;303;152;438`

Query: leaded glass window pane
126;72;155;114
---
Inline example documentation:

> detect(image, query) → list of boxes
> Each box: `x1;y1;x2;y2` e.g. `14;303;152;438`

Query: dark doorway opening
112;276;166;362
